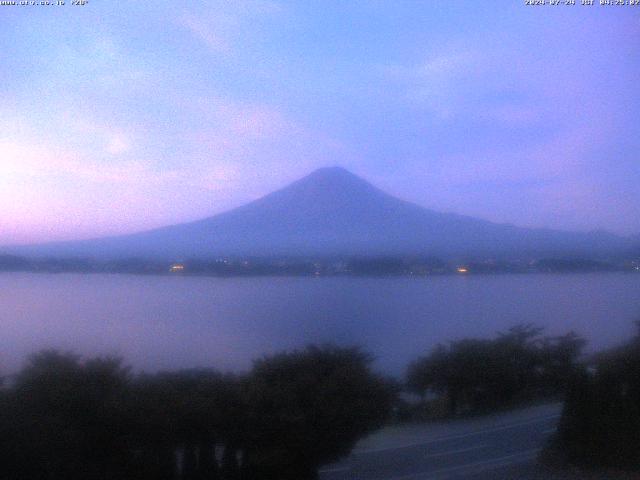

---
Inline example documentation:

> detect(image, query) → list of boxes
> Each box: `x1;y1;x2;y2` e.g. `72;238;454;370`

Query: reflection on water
0;272;638;375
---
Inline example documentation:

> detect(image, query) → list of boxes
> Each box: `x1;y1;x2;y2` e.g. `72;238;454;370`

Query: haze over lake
1;272;638;376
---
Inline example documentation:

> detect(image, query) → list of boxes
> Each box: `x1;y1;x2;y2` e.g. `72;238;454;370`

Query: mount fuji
3;167;633;260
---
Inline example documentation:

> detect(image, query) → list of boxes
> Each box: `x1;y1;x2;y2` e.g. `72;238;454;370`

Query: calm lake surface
1;273;638;376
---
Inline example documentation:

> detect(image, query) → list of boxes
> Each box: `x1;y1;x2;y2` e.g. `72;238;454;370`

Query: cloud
106;135;131;156
421;51;479;77
179;13;231;53
0;141;77;177
0;91;348;245
178;1;283;54
0;140;143;184
380;49;495;119
176;98;347;194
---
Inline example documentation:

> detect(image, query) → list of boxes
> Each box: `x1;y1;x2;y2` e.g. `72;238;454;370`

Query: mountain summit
5;167;633;259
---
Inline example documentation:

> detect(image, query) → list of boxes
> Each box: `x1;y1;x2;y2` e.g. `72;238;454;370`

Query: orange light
456;267;468;274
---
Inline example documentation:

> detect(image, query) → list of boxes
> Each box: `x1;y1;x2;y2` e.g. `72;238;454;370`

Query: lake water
1;273;638;376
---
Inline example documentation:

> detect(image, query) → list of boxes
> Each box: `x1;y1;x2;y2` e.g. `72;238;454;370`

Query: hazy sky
1;1;639;245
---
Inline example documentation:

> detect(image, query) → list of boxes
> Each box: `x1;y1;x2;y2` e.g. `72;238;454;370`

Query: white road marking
388;448;541;480
424;444;487;459
357;414;560;454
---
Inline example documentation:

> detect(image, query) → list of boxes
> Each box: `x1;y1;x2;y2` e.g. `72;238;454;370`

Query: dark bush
242;345;396;479
0;345;394;480
407;324;585;416
547;323;640;470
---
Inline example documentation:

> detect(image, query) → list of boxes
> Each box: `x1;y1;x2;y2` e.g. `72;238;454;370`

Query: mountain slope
4;167;633;259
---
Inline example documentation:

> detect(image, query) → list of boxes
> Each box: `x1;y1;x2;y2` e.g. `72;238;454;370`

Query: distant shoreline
2;253;639;278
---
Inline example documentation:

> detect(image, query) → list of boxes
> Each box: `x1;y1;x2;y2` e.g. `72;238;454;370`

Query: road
319;403;562;480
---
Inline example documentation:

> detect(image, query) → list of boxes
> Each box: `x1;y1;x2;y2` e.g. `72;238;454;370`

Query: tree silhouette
130;369;245;479
243;345;395;479
407;325;586;416
549;322;640;469
0;345;394;480
0;351;132;480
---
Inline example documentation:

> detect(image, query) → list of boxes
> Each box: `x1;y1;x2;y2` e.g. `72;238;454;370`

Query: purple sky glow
1;2;639;245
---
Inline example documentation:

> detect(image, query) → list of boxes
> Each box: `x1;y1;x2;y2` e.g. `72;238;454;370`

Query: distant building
169;263;185;273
